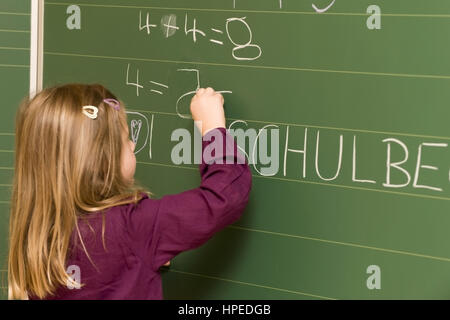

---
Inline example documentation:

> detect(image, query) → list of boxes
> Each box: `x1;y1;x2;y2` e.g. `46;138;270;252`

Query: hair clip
82;106;99;119
103;98;120;111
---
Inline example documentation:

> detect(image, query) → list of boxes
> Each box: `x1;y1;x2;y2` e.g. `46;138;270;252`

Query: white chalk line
44;51;450;81
136;160;450;201
136;161;450;264
168;268;336;300
44;3;450;18
125;108;450;141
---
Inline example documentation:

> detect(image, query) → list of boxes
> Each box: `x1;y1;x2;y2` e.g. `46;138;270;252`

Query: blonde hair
7;84;146;299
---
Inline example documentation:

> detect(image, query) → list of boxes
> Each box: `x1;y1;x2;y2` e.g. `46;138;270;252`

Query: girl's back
8;84;251;300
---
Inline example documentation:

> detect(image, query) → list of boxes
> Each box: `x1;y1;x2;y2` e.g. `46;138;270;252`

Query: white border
30;0;44;99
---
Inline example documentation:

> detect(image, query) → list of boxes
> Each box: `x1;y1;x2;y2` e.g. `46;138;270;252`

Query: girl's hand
190;87;225;136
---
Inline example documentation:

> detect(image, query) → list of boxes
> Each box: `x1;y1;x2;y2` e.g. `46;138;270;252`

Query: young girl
8;84;251;300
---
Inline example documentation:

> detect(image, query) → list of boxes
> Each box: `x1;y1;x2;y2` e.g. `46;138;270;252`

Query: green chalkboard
0;0;30;300
41;0;450;299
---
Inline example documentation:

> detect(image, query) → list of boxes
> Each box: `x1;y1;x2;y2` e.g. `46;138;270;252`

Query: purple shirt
34;127;252;300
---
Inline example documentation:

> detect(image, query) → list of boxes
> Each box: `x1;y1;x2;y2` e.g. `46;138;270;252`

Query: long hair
8;84;146;299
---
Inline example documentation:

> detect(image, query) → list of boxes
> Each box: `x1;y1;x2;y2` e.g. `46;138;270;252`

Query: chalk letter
366;265;381;290
66;5;81;30
366;5;381;30
352;136;376;184
315;131;343;181
382;138;411;188
312;0;336;13
283;126;307;178
413;143;448;192
148;114;154;160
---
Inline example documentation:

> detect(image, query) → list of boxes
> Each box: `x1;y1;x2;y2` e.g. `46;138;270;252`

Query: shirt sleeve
123;127;252;271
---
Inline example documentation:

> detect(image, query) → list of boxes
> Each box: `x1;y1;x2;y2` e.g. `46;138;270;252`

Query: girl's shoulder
111;192;161;228
110;192;156;210
78;193;159;229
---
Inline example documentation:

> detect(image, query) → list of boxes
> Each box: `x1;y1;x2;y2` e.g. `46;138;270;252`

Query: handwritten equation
126;63;232;118
138;11;262;61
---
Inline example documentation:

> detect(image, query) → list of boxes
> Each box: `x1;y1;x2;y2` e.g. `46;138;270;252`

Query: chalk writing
232;0;336;12
136;11;262;61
